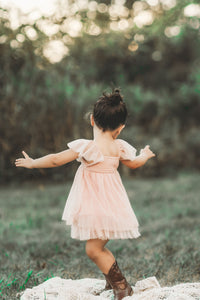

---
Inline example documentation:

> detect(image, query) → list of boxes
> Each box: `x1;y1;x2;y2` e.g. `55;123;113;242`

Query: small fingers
15;162;23;167
141;145;150;151
22;151;29;158
15;158;24;162
15;158;25;166
142;145;156;157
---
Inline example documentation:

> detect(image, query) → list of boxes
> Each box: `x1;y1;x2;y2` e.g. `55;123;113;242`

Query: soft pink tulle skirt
62;163;140;240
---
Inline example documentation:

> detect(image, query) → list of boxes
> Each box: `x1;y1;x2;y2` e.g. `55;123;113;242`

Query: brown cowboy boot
94;274;112;295
104;261;133;300
103;274;112;290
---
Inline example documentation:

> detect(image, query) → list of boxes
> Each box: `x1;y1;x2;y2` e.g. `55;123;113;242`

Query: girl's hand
140;145;156;160
15;151;34;169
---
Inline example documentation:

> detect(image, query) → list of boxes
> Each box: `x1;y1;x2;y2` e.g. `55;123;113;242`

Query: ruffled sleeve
67;139;104;166
116;139;137;161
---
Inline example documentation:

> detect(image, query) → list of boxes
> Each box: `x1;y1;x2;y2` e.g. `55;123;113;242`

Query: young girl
15;89;155;300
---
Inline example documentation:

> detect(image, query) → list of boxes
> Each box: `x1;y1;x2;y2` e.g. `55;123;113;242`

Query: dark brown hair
93;88;127;132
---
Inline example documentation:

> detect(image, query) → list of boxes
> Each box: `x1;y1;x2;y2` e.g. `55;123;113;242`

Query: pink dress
62;139;141;240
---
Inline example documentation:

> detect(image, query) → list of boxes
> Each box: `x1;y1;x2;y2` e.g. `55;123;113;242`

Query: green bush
0;5;200;182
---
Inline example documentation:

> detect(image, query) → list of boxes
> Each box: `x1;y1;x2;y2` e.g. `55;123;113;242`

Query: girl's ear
90;114;94;127
118;124;125;134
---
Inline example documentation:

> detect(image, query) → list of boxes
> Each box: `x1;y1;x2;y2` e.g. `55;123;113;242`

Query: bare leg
85;239;115;274
86;239;133;299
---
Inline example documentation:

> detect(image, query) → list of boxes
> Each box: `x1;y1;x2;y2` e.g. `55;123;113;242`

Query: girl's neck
93;125;115;142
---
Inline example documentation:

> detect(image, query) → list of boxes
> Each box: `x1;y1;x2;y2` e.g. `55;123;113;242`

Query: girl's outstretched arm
121;145;155;169
15;149;78;169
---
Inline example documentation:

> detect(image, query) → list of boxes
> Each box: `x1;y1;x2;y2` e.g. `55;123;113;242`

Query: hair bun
108;88;122;106
101;88;123;106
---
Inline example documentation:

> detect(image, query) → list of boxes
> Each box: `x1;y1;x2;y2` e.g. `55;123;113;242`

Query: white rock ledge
18;276;200;300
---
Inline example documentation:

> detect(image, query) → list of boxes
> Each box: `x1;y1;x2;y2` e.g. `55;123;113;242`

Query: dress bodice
67;139;137;169
82;156;119;173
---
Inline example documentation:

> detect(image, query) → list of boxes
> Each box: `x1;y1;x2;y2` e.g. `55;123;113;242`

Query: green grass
0;172;200;299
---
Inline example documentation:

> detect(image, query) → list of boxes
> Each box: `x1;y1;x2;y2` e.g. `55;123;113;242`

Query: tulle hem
64;223;141;240
62;214;139;233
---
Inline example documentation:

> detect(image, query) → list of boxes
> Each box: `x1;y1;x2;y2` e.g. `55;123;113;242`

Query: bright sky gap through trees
0;0;199;63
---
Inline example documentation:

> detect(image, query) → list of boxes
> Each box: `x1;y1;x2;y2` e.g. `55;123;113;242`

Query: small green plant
20;270;33;290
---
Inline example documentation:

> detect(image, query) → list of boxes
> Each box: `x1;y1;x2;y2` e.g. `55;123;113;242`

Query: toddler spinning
15;89;155;300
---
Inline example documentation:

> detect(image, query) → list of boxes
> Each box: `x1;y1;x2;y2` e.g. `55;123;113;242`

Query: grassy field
0;172;200;299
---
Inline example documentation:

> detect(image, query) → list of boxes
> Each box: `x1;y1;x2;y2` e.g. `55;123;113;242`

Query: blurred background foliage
0;0;200;183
